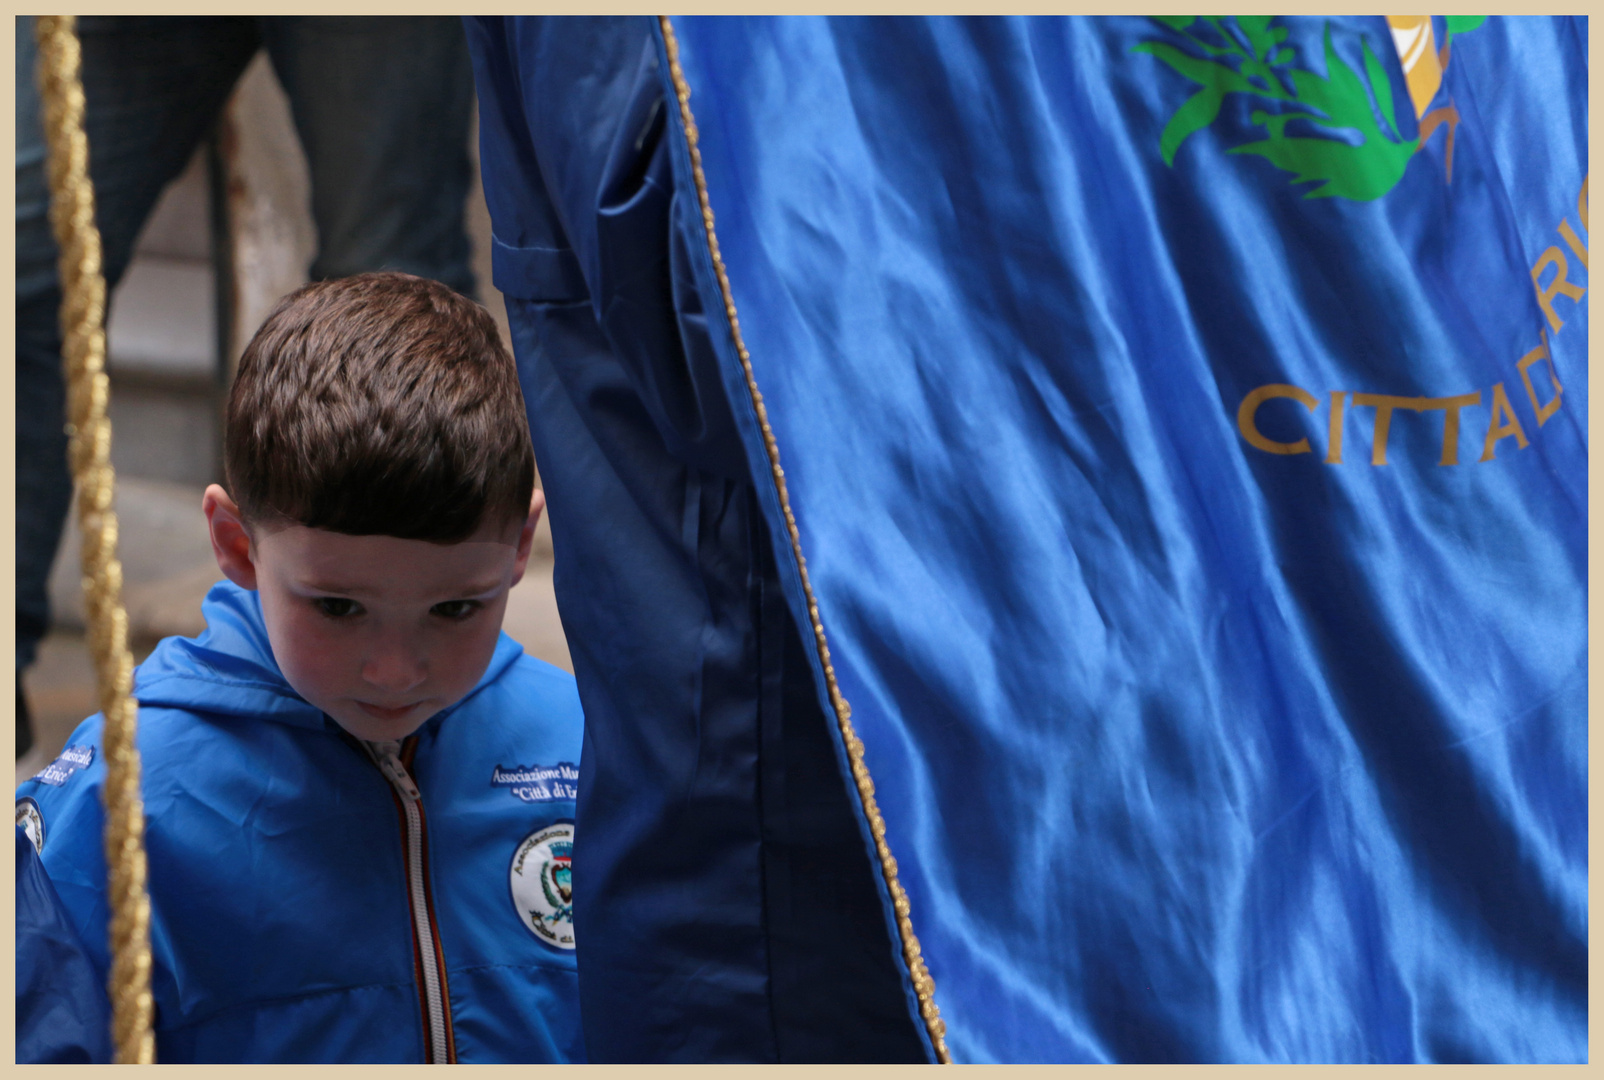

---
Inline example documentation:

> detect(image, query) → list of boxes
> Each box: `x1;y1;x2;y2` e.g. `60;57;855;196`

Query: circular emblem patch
509;822;575;950
16;798;45;854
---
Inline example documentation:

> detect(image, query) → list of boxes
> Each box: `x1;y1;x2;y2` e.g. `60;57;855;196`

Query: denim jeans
15;16;476;674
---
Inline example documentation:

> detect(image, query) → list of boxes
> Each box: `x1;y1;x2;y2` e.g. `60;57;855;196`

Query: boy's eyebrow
301;579;363;595
298;578;508;598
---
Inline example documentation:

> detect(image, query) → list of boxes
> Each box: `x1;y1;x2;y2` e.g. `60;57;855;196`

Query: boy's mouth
357;701;419;722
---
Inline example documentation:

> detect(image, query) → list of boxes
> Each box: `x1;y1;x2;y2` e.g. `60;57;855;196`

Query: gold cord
658;16;950;1062
34;15;156;1065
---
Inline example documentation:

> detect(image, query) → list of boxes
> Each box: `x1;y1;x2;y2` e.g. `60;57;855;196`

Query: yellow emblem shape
1385;16;1483;180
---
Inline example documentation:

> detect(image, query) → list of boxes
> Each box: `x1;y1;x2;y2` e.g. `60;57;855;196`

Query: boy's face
204;486;540;742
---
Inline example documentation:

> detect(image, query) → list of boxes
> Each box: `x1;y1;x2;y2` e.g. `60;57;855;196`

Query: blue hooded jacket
15;825;112;1064
15;581;585;1063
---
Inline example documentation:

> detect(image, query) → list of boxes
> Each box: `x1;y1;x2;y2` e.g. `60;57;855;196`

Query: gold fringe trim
658;15;949;1063
34;15;156;1065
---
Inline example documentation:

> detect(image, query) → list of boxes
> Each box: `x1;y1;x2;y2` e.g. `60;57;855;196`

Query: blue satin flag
470;16;1586;1062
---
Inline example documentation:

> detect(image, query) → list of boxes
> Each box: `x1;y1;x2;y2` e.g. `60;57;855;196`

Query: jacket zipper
365;737;456;1064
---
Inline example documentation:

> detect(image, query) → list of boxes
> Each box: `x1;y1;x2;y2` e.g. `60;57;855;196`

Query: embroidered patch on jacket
490;762;577;803
32;744;95;787
509;822;575;950
16;798;45;854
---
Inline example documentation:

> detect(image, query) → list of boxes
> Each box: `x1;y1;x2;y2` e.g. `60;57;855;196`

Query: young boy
15;273;584;1063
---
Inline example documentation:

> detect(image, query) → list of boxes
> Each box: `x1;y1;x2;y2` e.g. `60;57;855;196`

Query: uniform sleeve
16;715;115;983
15;826;113;1063
462;15;751;480
460;16;590;305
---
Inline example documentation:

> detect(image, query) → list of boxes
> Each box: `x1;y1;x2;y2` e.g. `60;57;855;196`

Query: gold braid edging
658;16;950;1063
34;15;156;1065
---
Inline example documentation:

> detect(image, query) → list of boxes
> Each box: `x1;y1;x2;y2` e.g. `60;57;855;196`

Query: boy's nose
361;643;427;694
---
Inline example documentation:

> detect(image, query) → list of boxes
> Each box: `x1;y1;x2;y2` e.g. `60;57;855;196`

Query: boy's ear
509;488;546;588
203;484;258;590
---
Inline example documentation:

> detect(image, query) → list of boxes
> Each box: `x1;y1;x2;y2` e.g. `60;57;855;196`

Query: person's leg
15;16;259;752
261;16;476;296
15;22;73;722
72;17;260;283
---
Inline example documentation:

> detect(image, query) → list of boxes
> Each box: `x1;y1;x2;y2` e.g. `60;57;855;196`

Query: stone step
106;255;216;377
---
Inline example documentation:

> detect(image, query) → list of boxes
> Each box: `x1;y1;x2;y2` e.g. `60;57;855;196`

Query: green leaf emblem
1136;16;1428;201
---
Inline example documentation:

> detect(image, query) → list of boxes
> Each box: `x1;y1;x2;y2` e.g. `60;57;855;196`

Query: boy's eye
313;597;361;619
431;600;482;621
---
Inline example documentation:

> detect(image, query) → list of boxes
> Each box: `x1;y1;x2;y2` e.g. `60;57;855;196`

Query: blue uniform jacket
16;581;585;1063
464;15;929;1063
15;826;112;1064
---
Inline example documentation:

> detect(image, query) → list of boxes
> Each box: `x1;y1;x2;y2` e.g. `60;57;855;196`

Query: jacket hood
133;580;527;732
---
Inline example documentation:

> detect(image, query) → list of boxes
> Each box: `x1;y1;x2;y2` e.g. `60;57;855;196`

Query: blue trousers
15;16;476;674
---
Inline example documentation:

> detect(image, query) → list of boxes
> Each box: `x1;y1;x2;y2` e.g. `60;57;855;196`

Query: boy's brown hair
225;272;535;543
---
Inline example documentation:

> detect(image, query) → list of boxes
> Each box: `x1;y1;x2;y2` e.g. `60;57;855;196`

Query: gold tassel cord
658;16;950;1062
34;15;156;1065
